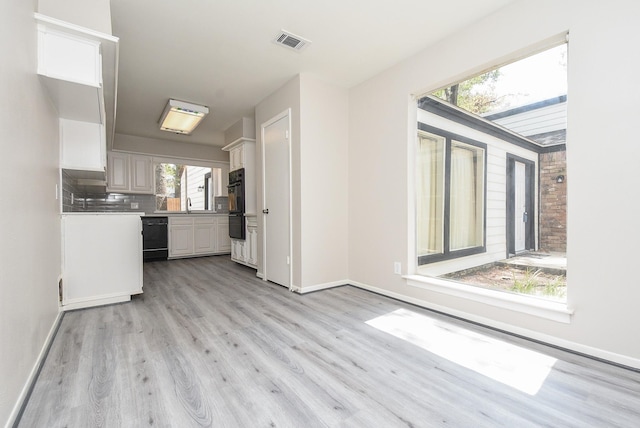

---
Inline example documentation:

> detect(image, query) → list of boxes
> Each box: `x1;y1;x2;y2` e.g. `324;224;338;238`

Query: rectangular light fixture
159;99;209;135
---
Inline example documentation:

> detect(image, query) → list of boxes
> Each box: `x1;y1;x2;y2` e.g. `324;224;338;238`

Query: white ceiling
110;0;516;147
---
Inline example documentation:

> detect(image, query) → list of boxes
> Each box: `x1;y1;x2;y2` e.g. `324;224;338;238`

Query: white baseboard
294;280;347;294
61;293;132;311
5;310;63;428
349;280;640;370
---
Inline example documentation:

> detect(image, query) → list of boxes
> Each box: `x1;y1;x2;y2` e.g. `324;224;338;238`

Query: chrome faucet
187;197;192;214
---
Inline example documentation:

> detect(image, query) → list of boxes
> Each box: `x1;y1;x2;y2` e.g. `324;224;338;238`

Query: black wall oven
228;168;246;239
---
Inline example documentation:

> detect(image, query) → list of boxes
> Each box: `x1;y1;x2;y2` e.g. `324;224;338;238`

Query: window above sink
154;162;223;212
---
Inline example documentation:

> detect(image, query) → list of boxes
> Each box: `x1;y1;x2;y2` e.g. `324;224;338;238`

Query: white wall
255;76;301;282
299;74;349;289
1;1;62;425
38;0;112;34
255;74;350;290
348;0;640;365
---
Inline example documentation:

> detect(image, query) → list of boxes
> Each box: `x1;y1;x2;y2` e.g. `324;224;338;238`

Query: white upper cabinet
222;137;257;214
107;152;129;192
35;13;119;149
225;139;255;172
130;155;154;193
59;118;105;171
107;152;154;194
37;25;102;87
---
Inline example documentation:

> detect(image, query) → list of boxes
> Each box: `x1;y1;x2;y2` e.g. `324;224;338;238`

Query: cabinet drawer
169;217;193;226
194;217;215;225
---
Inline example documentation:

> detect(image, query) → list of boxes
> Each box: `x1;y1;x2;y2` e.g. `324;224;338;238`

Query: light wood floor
18;256;640;427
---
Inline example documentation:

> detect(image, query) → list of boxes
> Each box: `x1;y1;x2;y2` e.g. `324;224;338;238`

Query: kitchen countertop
61;212;230;217
142;212;229;217
61;212;145;216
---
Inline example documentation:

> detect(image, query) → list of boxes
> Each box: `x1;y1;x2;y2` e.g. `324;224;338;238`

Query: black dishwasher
141;217;168;261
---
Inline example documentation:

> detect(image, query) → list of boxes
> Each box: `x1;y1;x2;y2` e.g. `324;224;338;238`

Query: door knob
263;209;269;214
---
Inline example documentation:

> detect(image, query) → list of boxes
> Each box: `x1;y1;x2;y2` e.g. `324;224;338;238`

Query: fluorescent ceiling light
159;99;209;135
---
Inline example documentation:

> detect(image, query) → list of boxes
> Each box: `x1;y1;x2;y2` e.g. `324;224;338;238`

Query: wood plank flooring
18;256;640;427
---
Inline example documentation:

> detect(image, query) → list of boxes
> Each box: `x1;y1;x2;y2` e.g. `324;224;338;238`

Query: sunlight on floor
366;309;556;395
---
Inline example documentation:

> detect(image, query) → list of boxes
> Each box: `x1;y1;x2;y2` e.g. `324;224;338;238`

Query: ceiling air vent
274;30;311;52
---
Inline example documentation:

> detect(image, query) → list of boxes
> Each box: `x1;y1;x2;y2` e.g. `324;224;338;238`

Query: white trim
295;280;348;294
109;148;229;166
405;274;572;323
61;292;132;311
260;108;293;290
5;310;63;428
348;280;639;370
150;154;228;169
34;12;118;43
221;137;256;152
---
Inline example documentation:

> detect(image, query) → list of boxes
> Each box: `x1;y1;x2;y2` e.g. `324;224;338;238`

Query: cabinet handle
262;209;269;214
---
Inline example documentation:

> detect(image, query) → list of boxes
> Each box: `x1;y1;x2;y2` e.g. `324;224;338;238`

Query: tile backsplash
62;170;228;214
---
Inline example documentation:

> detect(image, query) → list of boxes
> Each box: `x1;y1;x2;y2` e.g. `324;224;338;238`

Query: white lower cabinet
61;213;142;310
231;239;246;262
169;219;194;257
194;218;216;254
217;217;231;253
169;216;230;259
231;215;257;269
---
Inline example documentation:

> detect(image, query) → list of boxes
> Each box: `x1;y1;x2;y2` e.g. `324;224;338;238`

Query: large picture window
417;129;486;265
414;41;567;302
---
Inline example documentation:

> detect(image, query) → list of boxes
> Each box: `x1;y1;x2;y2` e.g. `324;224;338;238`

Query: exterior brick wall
539;150;566;252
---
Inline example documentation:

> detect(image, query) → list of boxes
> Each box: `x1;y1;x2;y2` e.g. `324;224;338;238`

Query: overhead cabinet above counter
36;13;119;181
107;152;154;194
35;13;119;148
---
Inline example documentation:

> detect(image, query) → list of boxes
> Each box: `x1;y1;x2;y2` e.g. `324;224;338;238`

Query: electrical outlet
394;262;401;275
131;202;139;209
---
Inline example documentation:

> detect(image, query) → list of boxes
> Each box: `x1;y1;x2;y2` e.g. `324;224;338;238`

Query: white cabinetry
169;216;230;259
225;138;256;173
169;218;195;257
223;136;258;270
107;152;128;191
194;218;216;254
36;13;119;149
246;216;258;267
107;152;153;194
61;213;143;311
229;145;244;171
231;215;258;269
60;118;105;171
130;155;153;193
217;217;232;253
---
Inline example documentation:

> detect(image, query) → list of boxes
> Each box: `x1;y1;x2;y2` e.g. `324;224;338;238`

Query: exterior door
507;155;535;256
262;111;291;288
514;161;527;253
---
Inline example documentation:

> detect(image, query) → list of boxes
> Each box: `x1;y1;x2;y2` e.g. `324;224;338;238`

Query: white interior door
262;112;291;287
514;161;526;253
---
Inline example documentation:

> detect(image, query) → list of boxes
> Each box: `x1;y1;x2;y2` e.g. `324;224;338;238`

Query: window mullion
443;138;452;256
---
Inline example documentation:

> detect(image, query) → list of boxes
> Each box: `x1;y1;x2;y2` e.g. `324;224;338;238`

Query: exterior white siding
489;102;566;136
186;166;210;210
416;108;537;277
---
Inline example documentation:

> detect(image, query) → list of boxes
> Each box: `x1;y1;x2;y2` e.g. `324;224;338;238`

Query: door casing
506;154;535;256
261;109;293;288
